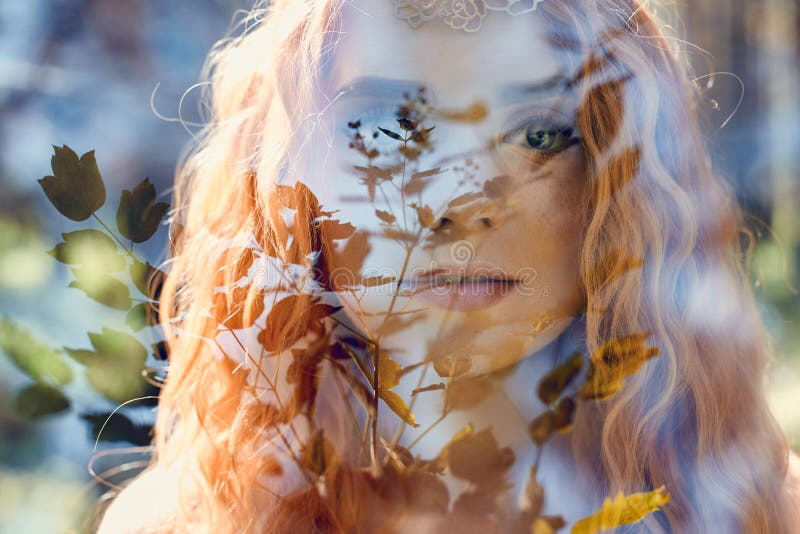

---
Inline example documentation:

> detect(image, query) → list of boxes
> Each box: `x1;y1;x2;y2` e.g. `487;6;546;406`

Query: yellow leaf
579;334;660;401
379;390;419;427
571;486;670;534
377;349;403;391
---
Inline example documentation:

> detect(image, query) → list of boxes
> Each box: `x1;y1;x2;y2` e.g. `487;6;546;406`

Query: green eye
524;125;574;153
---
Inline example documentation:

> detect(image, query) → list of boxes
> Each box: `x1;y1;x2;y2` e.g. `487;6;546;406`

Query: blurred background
0;0;798;532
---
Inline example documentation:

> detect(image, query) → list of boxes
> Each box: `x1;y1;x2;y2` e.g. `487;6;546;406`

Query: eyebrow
333;73;572;106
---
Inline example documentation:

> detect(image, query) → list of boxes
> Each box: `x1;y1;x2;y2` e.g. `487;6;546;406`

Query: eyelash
498;112;581;160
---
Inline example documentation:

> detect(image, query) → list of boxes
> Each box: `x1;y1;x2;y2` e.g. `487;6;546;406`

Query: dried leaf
379;389;420;427
579;334;660;401
259;295;313;352
447;376;493;411
329;231;371;290
301;429;338;476
445;426;514;487
411;383;446;396
375;209;396;224
362;275;397;288
415;204;435;228
38;145;106;221
214;285;266;331
396;116;418;131
436;101;488;123
528;397;576;446
377;349;403;391
521;467;544;517
538;353;584;405
318;219;356;241
379;127;404;141
116;178;169;243
571;486;670;534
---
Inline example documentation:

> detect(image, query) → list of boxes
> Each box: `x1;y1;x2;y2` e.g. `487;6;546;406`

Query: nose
431;194;499;234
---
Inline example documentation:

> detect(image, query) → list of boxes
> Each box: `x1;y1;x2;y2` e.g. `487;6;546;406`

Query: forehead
326;1;563;107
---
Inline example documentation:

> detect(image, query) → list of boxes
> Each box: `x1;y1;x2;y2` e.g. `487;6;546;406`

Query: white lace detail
393;0;546;33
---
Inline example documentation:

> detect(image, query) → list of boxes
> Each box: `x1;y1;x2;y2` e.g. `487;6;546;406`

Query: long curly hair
138;1;795;531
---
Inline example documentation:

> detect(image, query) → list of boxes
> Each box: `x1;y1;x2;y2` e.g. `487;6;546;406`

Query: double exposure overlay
2;0;800;532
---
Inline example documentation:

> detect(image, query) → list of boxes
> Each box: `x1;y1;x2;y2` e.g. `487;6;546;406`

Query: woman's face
300;1;588;375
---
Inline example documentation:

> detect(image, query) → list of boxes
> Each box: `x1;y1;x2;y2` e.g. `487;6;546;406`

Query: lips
398;263;519;311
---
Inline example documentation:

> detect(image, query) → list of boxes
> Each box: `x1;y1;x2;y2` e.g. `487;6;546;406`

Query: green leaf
68;268;132;310
125;302;157;331
65;327;148;403
48;229;125;274
37;145;106;221
0;319;73;385
80;412;153;446
129;258;166;300
116;178;169;243
14;383;70;418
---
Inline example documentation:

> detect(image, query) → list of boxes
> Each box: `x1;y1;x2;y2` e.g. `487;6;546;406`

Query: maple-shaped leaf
538;353;584;405
68;267;132;310
65;327;148;403
38;145;106;221
14;383;71;418
579;334;660;401
317;219;356;241
571;486;670;534
48;229;125;274
116;178;169;243
444;425;515;487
